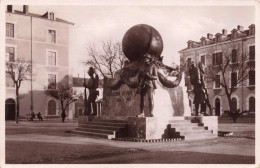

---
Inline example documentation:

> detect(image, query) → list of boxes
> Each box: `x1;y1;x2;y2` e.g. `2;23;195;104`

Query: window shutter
249;46;255;60
231;72;237;87
219;52;223;64
212;53;216;65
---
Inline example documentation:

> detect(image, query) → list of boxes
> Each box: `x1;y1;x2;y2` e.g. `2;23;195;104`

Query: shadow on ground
6;141;254;164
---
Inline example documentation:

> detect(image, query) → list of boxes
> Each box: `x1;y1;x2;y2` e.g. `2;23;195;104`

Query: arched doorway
48;100;56;115
231;97;237;112
215;98;220;116
5;99;15;120
249;97;255;112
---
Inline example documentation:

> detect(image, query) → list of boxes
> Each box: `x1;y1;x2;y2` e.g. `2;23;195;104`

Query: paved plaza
5;120;255;164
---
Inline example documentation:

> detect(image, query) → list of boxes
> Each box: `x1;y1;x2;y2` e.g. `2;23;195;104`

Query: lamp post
83;70;87;115
30;15;33;114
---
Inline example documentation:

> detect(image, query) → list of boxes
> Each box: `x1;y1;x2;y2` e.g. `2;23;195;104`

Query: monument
77;24;218;140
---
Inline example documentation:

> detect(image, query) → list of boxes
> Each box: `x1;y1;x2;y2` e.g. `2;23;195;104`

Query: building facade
179;24;255;116
5;5;74;120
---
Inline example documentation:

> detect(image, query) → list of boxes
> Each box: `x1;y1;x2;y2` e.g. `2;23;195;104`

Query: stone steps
80;121;128;127
79;124;125;130
71;130;113;139
175;126;208;131
168;120;191;124
76;127;115;135
73;117;216;141
169;122;200;127
177;129;212;135
73;119;128;139
89;119;128;123
183;133;217;140
166;118;216;140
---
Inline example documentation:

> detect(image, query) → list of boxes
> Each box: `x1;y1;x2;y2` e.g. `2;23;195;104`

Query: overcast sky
16;5;255;77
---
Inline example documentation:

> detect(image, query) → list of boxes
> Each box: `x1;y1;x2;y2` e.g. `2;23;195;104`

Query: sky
16;5;255;77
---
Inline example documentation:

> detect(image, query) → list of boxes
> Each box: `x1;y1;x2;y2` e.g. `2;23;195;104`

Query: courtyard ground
5;119;255;164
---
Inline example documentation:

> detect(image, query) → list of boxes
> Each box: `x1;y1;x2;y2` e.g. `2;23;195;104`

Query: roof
248;24;255;28
9;10;74;25
179;24;254;53
73;77;104;88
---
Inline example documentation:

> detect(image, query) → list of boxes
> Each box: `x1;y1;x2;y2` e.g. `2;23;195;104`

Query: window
6;23;14;38
48;100;56;115
212;52;222;65
187;58;192;68
231;72;237;87
215;75;220;88
201;55;205;65
48;51;56;66
249;97;255;112
231;49;237;63
49;12;54;20
6;47;15;62
201;39;206;46
6;72;15;87
249;27;255;35
216;35;222;43
249;70;255;86
231;97;237;112
231;31;238;39
249;46;255;60
48;74;56;89
48;30;56;43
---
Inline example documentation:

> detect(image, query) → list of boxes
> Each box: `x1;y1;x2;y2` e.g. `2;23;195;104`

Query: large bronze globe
122;24;163;62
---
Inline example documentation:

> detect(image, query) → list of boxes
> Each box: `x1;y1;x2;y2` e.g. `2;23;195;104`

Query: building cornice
179;35;255;54
6;11;75;26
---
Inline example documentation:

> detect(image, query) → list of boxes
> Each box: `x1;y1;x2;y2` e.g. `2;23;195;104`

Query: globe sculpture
122;24;163;62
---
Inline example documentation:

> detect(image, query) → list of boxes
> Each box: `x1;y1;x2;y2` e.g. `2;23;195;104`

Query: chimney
7;5;13;12
237;25;244;31
222;29;227;36
23;5;29;14
207;33;213;40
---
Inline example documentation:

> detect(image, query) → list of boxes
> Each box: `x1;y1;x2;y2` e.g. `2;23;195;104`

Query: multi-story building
179;24;255;116
5;5;74;120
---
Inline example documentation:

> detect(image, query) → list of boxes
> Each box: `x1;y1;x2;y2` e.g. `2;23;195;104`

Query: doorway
5;99;15;120
215;98;220;116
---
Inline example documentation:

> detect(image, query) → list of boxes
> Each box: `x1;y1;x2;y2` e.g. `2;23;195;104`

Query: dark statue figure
110;24;185;117
189;61;206;116
138;53;158;117
84;67;99;116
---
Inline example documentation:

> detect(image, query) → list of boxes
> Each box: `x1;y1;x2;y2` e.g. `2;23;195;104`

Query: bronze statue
189;61;206;116
138;53;158;117
110;24;184;117
84;67;99;116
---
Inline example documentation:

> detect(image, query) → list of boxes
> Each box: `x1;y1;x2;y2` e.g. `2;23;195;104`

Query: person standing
37;112;43;121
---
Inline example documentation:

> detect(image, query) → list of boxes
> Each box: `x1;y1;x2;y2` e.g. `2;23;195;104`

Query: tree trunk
61;102;66;122
15;86;20;124
227;96;232;112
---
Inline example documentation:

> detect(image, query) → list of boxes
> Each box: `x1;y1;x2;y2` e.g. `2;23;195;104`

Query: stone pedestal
128;117;165;139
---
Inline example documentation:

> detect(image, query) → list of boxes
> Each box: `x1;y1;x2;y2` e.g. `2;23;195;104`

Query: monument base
77;115;218;140
128;117;162;139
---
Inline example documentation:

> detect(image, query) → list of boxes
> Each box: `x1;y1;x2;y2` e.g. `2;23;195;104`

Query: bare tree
45;83;78;122
6;58;32;123
204;41;254;121
84;40;126;78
